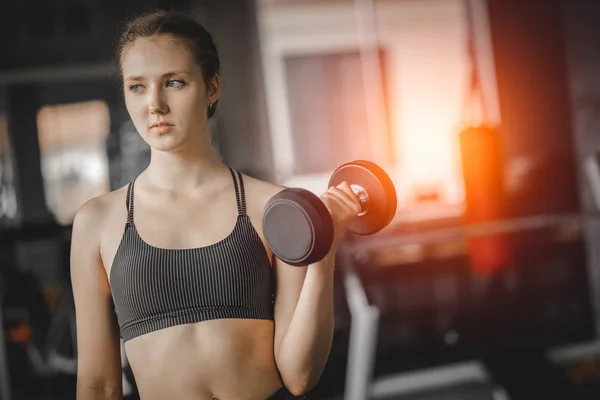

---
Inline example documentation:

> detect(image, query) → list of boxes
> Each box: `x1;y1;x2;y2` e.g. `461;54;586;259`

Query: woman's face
120;34;219;153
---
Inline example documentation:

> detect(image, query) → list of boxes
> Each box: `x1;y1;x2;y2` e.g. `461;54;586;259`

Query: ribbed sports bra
109;169;275;342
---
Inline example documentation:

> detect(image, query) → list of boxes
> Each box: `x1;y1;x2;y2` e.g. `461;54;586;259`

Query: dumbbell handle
350;184;370;216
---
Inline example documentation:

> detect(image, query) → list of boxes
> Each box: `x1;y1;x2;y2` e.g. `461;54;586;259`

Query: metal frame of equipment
341;212;600;400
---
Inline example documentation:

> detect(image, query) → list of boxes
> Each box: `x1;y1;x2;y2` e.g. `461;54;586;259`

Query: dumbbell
262;160;397;266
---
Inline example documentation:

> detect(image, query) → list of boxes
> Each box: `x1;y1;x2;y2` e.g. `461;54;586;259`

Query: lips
150;122;174;134
150;122;174;128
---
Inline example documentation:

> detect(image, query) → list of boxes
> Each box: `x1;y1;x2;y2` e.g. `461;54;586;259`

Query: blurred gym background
1;0;600;399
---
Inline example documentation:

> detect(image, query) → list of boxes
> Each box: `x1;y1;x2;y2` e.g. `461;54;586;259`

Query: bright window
36;100;111;225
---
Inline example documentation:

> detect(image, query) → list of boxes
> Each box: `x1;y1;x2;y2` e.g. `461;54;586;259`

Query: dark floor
5;364;600;400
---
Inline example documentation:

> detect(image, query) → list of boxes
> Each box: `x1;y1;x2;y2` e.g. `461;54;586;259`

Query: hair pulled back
116;10;220;118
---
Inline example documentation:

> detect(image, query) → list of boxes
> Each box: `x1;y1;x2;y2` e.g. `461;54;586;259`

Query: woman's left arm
272;182;361;396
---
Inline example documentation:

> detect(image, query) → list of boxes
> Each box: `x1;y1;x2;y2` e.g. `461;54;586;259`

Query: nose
148;86;169;115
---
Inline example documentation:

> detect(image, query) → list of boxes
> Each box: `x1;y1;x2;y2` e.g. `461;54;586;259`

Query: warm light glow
257;0;473;213
37;100;110;152
391;42;470;207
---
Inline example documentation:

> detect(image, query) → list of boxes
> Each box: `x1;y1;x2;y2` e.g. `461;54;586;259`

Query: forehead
121;35;199;78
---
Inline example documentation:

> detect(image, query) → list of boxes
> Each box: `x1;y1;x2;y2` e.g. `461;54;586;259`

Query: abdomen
124;319;282;400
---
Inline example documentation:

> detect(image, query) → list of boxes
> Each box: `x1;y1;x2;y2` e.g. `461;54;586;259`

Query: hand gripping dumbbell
262;160;397;266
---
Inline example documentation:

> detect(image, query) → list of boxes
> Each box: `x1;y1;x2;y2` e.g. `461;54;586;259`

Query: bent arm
71;200;123;400
273;251;337;396
271;182;361;396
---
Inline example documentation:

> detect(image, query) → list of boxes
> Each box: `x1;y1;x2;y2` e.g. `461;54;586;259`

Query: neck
143;136;227;192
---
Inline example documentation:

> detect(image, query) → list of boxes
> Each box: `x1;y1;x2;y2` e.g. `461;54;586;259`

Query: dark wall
486;0;580;217
562;0;600;214
0;0;274;226
193;0;274;180
5;85;53;225
561;0;600;331
0;0;160;71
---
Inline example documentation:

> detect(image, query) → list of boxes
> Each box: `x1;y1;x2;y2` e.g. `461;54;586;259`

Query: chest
133;193;240;249
110;222;275;313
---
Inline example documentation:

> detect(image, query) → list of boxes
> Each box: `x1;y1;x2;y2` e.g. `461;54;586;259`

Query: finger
326;185;361;214
327;184;355;203
336;181;365;215
336;180;353;193
320;192;346;215
324;188;355;212
334;181;361;205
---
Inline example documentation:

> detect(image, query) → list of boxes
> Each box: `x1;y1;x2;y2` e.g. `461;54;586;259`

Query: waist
125;319;281;399
120;304;274;342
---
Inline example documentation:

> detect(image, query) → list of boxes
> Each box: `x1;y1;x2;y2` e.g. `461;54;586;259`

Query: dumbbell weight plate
262;188;334;266
328;160;397;235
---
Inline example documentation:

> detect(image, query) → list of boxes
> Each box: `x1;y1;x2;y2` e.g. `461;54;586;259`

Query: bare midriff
124;319;283;400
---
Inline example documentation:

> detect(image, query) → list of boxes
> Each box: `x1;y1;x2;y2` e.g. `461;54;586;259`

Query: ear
207;74;221;104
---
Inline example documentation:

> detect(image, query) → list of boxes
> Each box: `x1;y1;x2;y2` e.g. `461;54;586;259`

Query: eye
129;84;144;93
167;79;184;88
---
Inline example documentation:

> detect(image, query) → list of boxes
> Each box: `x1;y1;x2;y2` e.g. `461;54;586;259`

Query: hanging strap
462;0;489;126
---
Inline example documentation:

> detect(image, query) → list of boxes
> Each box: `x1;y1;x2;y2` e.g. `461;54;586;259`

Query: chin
145;133;188;153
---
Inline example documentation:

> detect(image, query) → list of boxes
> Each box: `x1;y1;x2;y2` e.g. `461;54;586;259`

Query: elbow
285;381;311;397
275;345;329;396
282;373;320;396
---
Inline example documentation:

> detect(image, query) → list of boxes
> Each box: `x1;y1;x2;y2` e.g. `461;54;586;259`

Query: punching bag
459;124;513;276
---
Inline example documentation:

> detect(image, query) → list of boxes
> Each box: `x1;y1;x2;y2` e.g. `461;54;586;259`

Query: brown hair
116;10;220;118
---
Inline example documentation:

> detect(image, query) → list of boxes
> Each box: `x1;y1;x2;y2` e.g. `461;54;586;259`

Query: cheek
172;92;207;122
124;96;149;134
124;95;146;119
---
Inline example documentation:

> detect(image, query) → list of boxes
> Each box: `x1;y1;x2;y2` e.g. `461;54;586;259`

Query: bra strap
229;168;246;216
125;180;136;227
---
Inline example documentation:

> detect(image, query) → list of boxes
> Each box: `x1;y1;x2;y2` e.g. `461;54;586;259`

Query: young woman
70;10;361;400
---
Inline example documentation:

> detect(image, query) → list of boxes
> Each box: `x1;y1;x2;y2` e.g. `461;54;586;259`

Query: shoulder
71;184;130;241
237;171;287;211
235;172;288;256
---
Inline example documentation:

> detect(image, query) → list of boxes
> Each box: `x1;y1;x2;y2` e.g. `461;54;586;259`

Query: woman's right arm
70;199;123;400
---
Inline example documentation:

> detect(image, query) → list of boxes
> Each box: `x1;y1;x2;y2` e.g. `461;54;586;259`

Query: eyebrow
124;70;191;82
